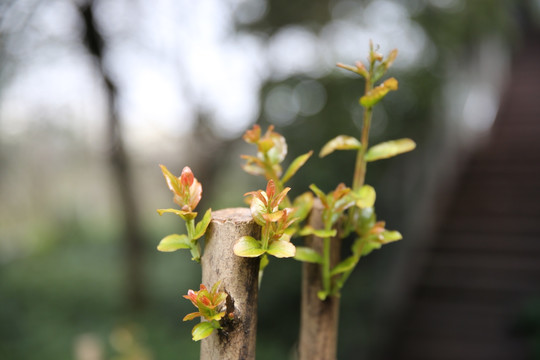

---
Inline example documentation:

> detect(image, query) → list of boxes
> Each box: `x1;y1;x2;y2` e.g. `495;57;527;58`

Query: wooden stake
201;208;260;360
299;200;341;360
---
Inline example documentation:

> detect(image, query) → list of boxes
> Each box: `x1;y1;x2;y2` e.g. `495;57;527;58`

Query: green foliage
182;282;232;341
294;42;416;300
233;180;297;261
294;246;323;264
157;42;416;346
281;151;313;184
241;124;314;212
191;322;220;342
330;256;357;276
239;125;319;275
319;135;362;158
298;226;337;238
365;138;416;162
233;236;267;257
267;240;296;258
194;209;213;240
156;165;212;262
355;185;376;209
360;78;399;107
156;234;190;252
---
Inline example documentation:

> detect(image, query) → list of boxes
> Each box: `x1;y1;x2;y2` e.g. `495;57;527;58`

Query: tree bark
299;199;341;360
78;0;145;310
201;208;260;360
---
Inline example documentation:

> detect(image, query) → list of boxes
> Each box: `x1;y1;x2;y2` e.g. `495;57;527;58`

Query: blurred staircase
388;33;540;360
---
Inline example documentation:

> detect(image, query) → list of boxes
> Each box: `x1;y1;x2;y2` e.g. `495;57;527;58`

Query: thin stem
352;76;374;191
341;53;376;292
186;218;196;238
322;236;331;295
352;109;372;190
337;240;365;291
259;223;272;287
186;218;200;261
263;154;281;187
261;221;271;249
320;216;335;298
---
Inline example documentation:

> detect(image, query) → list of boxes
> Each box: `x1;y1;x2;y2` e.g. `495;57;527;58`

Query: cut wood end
312;198;324;211
211;207;253;224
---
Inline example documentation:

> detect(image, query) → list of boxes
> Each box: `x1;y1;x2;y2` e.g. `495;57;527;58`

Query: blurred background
1;0;540;359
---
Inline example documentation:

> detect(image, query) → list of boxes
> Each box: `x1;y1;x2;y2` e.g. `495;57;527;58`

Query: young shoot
156;165;212;262
296;42;416;300
241;124;314;218
183;281;233;341
233;179;297;281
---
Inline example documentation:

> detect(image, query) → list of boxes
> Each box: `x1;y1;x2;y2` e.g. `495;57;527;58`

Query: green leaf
278;233;291;243
337;61;369;79
319;135;361;158
309;184;329;208
317;290;328;301
191;321;217;341
233;236;265;257
157;208;197;221
354;207;376;235
333;192;356;214
361;241;382;256
206;311;226;322
248;195;267;226
355;185;376;208
210;280;222;294
299;225;337;238
183;312;202;321
266;132;287;165
351;237;365;257
260;254;269;272
365;138;416;162
294;246;323;264
330;256;358;276
373;49;398;82
291;192;314;222
360;77;398;107
372;65;386;84
157;234;191;252
379;230;402;243
258;138;275;153
262;210;284;222
267;240;296;258
193;208;212;240
241;155;266;176
281;150;313;184
159;164;182;195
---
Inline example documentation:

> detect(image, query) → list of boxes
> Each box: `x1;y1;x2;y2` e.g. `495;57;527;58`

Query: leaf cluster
241;124;314;209
156;165;212;262
156;43;417;344
238;125;317;274
182;282;233;341
233;179;298;281
292;43;414;299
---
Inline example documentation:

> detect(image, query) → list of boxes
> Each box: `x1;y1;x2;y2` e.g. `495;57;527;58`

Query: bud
384;49;398;69
243;124;261;143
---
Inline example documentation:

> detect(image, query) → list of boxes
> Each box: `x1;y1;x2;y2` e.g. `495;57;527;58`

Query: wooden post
201;208;260;360
299;200;341;360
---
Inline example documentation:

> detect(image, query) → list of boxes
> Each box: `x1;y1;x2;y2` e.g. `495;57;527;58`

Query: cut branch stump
299;199;341;360
201;208;260;360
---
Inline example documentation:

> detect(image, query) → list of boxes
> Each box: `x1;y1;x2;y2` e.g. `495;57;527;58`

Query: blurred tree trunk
78;0;145;310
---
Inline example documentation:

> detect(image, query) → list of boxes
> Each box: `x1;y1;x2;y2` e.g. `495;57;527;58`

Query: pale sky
0;0;452;151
